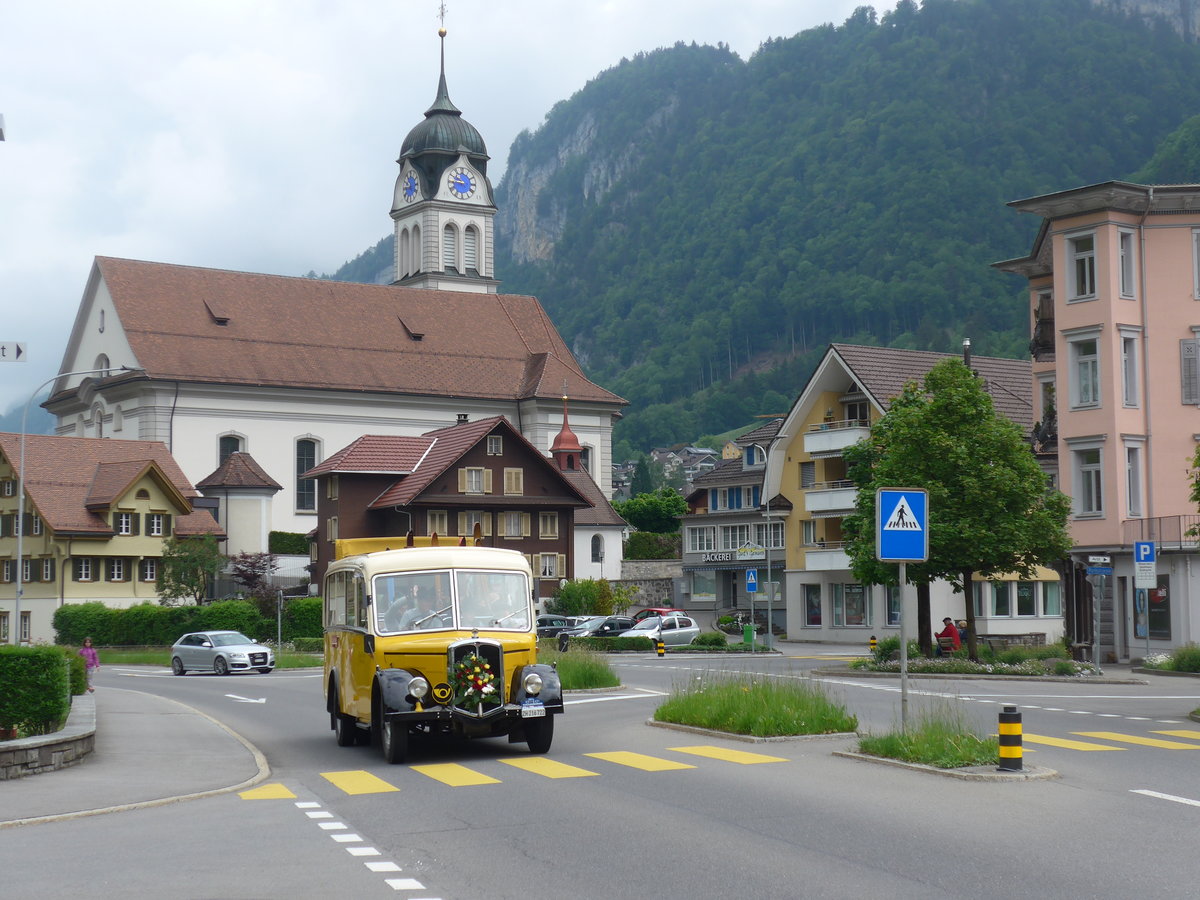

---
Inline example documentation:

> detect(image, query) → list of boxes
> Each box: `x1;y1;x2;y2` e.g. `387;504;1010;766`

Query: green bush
690;631;728;648
293;637;324;653
623;532;680;560
1168;643;1200;673
550;579;614;617
282;596;324;641
1051;659;1077;676
269;531;310;554
0;646;71;735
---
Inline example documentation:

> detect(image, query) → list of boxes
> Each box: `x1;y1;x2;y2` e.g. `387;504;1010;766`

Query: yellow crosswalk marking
1153;730;1200;741
411;763;501;786
1023;734;1124;751
240;783;297;799
320;770;401;794
585;751;696;771
498;758;600;779
668;745;788;764
1074;731;1200;750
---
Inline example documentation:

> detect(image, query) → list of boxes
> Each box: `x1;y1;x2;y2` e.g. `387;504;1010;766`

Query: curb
0;693;96;780
1131;667;1200;679
832;750;1059;781
810;667;1147;685
646;719;858;744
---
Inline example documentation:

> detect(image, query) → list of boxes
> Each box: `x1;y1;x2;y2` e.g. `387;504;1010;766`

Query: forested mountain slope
328;0;1200;455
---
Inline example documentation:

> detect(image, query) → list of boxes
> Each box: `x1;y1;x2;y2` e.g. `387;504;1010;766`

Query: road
5;649;1200;899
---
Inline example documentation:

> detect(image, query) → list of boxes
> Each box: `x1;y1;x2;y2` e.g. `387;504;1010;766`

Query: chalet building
761;344;1063;645
0;433;223;644
42;29;624;558
995;180;1200;658
681;419;787;621
304;412;622;608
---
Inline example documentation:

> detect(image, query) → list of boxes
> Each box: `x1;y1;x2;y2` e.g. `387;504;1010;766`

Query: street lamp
12;365;141;643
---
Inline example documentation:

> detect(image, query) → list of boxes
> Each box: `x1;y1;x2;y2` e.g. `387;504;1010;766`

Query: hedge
53;596;325;646
269;531;310;555
0;645;71;735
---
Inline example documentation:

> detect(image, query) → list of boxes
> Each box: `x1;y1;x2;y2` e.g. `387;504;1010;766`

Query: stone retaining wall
0;694;95;780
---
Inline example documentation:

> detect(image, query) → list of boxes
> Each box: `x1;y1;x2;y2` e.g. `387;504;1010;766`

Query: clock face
402;172;419;202
447;166;477;200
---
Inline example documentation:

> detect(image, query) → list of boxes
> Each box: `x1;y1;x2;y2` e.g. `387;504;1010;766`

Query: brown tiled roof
301;436;435;479
561;469;627;527
310;417;591;510
93;257;626;406
0;432;222;538
689;457;759;490
737;418;784;446
830;344;1033;428
196;452;283;491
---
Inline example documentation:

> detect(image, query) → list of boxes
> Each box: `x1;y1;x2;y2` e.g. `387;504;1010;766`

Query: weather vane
437;2;448;30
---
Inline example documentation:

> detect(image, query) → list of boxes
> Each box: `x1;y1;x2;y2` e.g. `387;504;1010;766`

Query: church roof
0;432;222;538
85;257;625;408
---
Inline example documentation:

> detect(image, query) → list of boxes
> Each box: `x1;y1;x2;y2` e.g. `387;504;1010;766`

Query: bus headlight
523;672;544;696
408;677;429;700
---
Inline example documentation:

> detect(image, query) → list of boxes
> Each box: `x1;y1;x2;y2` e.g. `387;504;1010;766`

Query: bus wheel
525;716;554;754
334;701;357;748
381;719;408;764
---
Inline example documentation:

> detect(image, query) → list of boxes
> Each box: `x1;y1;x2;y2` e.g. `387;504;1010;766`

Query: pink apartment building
996;181;1200;660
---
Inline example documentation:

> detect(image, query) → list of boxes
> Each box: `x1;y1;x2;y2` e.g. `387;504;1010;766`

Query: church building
44;28;626;564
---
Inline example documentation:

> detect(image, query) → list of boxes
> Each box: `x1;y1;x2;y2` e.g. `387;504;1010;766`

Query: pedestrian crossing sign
876;488;929;563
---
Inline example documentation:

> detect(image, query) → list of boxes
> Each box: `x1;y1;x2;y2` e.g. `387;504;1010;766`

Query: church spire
551;394;583;471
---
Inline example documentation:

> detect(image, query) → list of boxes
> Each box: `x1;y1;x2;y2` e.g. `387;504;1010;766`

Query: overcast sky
0;0;869;415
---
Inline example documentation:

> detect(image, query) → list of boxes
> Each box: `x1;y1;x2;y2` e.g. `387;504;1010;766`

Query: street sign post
1134;541;1156;658
876;488;929;732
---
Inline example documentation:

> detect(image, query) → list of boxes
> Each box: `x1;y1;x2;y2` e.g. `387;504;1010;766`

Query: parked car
561;615;636;638
536;614;573;638
619;615;702;646
631;607;686;624
171;631;274;676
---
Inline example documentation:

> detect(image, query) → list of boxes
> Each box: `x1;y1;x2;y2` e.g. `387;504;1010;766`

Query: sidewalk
0;687;268;828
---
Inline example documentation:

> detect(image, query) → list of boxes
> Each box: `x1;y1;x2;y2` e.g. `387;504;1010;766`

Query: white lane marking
225;694;266;703
1131;789;1200;808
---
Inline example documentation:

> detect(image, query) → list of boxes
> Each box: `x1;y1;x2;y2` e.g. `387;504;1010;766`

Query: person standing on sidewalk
79;637;100;693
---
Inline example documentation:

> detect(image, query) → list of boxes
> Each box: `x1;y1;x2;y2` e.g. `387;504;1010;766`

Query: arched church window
411;224;421;274
94;354;110;377
591;534;603;563
399;229;410;278
296;438;319;512
442;224;458;273
219;435;242;465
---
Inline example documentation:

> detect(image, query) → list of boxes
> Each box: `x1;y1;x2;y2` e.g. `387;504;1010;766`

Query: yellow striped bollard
656;638;665;657
869;635;877;654
997;705;1023;772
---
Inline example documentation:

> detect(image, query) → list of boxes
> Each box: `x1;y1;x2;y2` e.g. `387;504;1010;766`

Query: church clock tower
391;26;499;293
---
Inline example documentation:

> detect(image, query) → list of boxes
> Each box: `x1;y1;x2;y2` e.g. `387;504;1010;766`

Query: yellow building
0;433;224;644
764;344;1063;643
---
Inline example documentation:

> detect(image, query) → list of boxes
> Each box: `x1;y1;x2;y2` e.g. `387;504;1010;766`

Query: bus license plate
521;705;546;718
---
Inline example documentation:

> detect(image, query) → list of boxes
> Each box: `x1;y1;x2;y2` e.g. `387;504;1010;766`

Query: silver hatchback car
171;630;275;676
619;615;701;647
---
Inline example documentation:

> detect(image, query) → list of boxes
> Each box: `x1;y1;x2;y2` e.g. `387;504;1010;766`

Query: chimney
457;414;468;425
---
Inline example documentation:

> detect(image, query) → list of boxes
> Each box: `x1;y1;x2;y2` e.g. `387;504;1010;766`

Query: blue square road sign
876;488;929;563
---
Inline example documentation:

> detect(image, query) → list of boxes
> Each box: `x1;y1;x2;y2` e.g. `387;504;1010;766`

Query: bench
936;635;959;653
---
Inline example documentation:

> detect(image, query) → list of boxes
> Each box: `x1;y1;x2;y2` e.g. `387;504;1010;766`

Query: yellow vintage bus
322;535;562;764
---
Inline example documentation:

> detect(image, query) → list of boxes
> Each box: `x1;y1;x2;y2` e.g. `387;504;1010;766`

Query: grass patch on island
95;646;322;669
653;675;857;737
857;705;998;768
537;646;620;690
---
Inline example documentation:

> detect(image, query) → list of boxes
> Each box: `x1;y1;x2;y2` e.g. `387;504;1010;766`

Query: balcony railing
1121;516;1200;550
804;419;871;456
804;541;851;571
805;480;857;515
